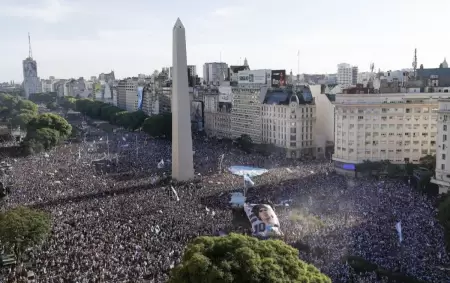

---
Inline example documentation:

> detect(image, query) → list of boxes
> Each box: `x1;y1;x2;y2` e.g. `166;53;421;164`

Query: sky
1;0;449;82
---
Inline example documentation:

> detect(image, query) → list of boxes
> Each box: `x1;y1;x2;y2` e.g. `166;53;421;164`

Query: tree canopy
28;92;57;104
142;113;172;138
72;99;148;131
27;113;72;139
22;113;72;154
0;93;38;122
0;206;51;260
235;134;253;153
169;233;331;283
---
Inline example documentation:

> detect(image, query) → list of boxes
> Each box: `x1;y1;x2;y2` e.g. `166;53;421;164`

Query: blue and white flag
395;221;403;243
244;174;254;186
157;159;165;169
170;186;180;202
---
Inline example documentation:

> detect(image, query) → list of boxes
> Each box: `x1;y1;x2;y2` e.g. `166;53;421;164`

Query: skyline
1;0;449;82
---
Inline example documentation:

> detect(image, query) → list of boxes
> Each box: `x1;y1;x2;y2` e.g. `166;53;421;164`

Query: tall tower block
171;18;194;181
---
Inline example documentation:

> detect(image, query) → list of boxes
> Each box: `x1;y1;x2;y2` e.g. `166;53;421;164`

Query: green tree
0;206;51;261
46;101;58;110
142;113;172;138
61;96;77;110
404;162;416;176
169;233;331;283
419;155;436;171
236;134;253;153
16;99;38;113
11;112;37;129
25;127;61;150
28;113;72;139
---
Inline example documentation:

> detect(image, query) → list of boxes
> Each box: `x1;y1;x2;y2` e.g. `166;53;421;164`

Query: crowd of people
0;127;449;282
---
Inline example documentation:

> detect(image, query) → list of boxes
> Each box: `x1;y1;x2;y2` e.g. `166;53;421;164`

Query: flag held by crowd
244;174;254;186
170;186;180;201
396;221;403;243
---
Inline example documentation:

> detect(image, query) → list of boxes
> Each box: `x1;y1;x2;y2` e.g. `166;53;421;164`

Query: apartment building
337;63;358;86
230;87;266;143
431;99;450;194
117;80;127;110
332;92;450;174
261;91;319;158
203;84;321;158
203;91;233;139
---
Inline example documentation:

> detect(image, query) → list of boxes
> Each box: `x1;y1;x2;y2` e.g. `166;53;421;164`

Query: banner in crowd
244;203;283;238
228;165;268;177
137;86;144;110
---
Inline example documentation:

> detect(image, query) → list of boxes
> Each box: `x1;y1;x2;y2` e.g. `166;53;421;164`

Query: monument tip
174;18;184;29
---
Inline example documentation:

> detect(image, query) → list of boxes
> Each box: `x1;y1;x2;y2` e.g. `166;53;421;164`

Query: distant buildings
432;99;450;194
22;34;40;99
337;63;358;86
203;62;229;86
23;57;40;99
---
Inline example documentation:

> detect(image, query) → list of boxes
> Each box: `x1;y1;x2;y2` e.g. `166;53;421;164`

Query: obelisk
171;18;194;181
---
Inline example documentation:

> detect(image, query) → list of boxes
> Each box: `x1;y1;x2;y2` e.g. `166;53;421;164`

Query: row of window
339;107;437;114
336;132;437;138
336;148;432;154
337;115;437;121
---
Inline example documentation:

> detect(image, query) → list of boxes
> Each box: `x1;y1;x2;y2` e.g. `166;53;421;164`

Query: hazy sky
1;0;449;82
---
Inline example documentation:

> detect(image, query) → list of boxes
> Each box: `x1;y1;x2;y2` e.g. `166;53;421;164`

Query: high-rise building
332;91;449;176
23;33;40;99
337;63;357;86
203;62;229;85
187;65;197;77
352;66;358;85
431;99;450;194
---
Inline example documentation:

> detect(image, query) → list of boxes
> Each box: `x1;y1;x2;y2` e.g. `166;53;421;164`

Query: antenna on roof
28;32;33;59
412;48;417;78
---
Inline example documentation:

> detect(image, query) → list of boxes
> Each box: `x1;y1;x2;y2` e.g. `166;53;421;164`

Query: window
442;164;445;170
444;135;448;141
444;125;448;131
443;154;446;160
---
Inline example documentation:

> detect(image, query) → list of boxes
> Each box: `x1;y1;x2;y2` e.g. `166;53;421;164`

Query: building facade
203;85;321;158
337;63;357;86
431;99;450;194
203;62;229;86
261;95;318;158
332;92;450;174
230;87;265;143
23;58;40;98
117;80;127;110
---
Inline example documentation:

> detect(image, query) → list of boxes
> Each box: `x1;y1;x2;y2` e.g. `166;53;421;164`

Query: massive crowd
0;127;449;283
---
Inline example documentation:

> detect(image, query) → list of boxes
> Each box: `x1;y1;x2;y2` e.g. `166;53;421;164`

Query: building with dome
203;81;323;159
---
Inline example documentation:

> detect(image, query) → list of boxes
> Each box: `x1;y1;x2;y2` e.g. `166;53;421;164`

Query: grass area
288;209;325;228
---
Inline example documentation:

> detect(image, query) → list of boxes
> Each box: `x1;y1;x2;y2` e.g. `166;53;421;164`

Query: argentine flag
157;159;165;169
395;221;403;243
244;174;255;186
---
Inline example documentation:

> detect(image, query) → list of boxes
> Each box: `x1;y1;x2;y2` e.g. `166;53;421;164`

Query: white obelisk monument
172;18;194;181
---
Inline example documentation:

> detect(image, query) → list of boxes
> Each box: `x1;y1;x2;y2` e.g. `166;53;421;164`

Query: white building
204;85;322;158
230;87;265;143
261;92;319;158
332;92;450;174
337;63;357;86
203;62;229;85
125;78;139;112
311;85;335;155
187;65;197;77
41;79;54;93
431;99;450;194
23;58;40;98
